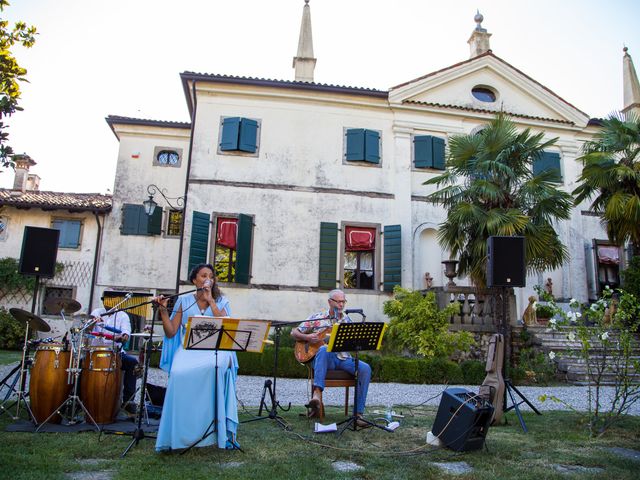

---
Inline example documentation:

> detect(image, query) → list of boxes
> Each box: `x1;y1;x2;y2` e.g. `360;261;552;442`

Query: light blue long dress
155;294;239;451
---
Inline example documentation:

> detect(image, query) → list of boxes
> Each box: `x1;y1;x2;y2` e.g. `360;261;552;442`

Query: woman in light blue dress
155;263;239;451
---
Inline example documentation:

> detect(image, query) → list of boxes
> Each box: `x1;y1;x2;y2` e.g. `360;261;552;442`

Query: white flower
601;331;610;341
590;304;600;311
548;351;556;360
567;331;576;342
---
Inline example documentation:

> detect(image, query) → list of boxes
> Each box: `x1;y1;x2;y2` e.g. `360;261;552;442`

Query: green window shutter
121;204;142;235
533;151;562;181
318;222;338;289
414;135;434;168
53;219;81;248
364;129;380;164
220;117;241;151
383;224;401;292
235;213;254;285
147;207;162;236
432;137;446;170
345;129;365;161
238;118;258;153
188;211;211;274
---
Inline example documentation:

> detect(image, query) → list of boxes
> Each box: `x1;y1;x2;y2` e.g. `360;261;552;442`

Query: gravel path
3;362;638;416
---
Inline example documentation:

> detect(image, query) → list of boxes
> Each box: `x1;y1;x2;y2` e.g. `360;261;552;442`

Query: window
343;226;377;289
214;217;238;282
153;147;182;167
594;240;621;295
219;117;260;154
120;204;162;236
471;86;497;102
414;135;446;169
345;128;380;164
188;211;254;285
0;215;8;241
42;287;74;315
51;219;82;248
533;151;562;182
166;209;183;237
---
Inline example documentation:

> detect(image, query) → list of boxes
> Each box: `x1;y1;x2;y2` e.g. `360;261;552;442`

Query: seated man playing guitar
291;289;371;423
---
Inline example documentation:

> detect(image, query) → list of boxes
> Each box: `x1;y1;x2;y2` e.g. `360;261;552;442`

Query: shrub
383;286;474;358
621;255;640;299
535;303;555;319
460;360;486;385
0;307;28;350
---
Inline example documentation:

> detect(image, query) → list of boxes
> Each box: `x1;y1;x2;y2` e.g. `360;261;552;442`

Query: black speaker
487;236;525;287
19;226;60;277
431;387;494;452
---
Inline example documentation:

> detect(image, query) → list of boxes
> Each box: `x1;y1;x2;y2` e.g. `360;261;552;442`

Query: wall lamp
143;184;184;216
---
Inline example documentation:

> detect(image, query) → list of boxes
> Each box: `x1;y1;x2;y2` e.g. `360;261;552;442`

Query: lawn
0;350;23;365
0;402;638;480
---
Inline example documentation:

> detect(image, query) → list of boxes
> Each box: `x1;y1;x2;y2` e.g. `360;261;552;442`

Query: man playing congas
89;294;139;415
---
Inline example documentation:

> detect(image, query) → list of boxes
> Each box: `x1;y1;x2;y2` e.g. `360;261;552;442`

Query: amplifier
431;387;494;452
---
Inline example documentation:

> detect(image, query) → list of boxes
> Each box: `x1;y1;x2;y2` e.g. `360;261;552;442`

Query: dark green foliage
460;359;486;384
0;307;28;350
621;255;640;299
0;257;36;292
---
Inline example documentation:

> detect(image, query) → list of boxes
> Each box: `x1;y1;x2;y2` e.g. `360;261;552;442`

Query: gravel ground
3;362;638;416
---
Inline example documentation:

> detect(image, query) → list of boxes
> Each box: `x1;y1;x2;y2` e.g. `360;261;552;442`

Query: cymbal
9;308;51;332
44;297;81;315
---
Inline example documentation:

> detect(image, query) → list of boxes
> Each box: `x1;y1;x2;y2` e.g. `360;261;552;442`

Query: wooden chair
306;366;355;420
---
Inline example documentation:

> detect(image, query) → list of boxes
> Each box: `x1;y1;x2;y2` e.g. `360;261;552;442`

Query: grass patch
0;404;638;479
0;349;22;365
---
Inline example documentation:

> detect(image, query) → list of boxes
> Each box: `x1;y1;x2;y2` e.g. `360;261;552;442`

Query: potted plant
535;303;555;325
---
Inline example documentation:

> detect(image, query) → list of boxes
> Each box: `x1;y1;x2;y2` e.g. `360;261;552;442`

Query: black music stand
180;319;252;454
331;321;391;436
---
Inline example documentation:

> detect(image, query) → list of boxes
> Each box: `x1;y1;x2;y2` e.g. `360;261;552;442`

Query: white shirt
89;307;132;351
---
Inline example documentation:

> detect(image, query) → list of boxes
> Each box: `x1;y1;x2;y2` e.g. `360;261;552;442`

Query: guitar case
481;333;505;424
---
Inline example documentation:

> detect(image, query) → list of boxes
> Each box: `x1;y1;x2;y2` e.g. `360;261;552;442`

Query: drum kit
0;298;130;430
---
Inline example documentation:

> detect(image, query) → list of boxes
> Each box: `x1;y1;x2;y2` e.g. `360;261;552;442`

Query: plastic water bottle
385;403;393;423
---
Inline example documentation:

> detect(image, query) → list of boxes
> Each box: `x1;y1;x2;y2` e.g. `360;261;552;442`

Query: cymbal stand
2;324;36;422
36;323;100;432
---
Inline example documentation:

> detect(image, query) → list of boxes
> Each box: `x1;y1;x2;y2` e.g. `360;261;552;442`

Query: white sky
1;0;638;193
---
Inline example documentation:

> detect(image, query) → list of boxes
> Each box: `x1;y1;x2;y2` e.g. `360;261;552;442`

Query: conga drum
29;343;72;424
80;346;122;424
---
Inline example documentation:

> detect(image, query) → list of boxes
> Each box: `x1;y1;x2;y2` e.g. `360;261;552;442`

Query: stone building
98;2;640;324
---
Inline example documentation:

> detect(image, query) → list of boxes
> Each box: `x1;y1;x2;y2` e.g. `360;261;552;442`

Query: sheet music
222;318;271;353
184;316;271;353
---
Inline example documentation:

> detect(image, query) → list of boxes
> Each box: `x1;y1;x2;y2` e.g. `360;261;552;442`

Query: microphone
345;308;364;315
102;324;122;334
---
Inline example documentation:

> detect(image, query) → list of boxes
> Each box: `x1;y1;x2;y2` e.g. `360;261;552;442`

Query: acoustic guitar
294;327;333;363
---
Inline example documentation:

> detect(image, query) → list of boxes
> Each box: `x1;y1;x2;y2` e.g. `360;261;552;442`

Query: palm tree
425;113;573;287
573;112;640;254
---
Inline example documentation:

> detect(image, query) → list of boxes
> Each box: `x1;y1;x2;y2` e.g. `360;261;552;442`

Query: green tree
0;0;37;170
573;112;640;254
424;113;573;287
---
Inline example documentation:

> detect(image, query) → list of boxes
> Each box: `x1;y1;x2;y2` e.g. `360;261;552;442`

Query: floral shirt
297;309;354;360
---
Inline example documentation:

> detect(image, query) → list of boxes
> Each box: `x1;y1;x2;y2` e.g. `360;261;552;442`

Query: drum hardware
5;308;51;422
35;320;100;432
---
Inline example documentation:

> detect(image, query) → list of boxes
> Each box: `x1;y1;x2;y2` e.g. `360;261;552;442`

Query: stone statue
544;277;553;297
522;295;538;326
424;272;433;289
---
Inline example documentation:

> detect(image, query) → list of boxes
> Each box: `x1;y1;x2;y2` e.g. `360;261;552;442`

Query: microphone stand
120;289;190;457
242;319;301;430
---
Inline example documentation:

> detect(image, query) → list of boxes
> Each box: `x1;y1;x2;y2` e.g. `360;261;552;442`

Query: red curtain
597;245;620;265
216;217;238;250
345;226;376;251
